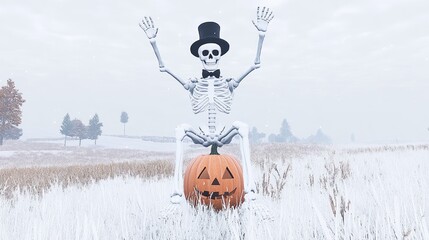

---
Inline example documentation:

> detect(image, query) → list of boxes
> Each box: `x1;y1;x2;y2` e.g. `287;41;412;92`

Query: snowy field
1;137;429;239
0;136;186;168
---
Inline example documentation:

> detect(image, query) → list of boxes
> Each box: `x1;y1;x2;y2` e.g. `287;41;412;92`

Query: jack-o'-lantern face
194;166;237;199
184;154;244;210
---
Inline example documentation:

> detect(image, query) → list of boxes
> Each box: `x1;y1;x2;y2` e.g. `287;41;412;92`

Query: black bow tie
202;69;220;78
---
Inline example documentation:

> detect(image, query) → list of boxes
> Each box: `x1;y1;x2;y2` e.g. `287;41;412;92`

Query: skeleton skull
198;43;221;71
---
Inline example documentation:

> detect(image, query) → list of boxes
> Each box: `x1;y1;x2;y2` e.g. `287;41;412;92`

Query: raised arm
229;7;274;89
139;17;189;89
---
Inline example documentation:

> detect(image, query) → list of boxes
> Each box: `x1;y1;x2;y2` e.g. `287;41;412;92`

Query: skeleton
140;7;274;204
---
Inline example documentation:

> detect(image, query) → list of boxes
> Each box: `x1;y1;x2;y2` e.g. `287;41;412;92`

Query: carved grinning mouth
194;187;237;200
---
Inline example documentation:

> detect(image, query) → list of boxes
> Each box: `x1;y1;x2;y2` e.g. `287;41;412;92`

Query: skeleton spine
208;104;216;134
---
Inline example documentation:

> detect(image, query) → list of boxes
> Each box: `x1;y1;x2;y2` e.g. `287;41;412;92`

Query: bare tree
70;119;86;146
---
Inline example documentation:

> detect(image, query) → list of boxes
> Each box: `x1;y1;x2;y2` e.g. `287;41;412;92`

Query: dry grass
251;143;327;164
1;141;426;203
251;143;325;200
318;152;352;225
0;161;174;199
0;140;177;198
257;162;291;200
0;141;325;201
343;144;429;154
2;140;429;239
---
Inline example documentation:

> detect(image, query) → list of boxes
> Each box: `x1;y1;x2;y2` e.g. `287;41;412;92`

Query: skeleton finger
219;126;226;135
256;6;261;20
139;22;148;31
252;20;258;29
262;7;266;18
267;11;273;21
149;16;155;28
264;8;270;18
268;14;274;22
141;19;148;29
141;19;147;29
145;16;150;26
145;16;153;29
198;127;206;135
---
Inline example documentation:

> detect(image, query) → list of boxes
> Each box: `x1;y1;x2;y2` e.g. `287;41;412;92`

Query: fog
1;0;428;143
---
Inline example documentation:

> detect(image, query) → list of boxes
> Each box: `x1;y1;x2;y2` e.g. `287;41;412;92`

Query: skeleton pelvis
198;125;223;136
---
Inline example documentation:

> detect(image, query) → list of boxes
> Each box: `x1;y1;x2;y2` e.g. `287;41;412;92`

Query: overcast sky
1;0;428;143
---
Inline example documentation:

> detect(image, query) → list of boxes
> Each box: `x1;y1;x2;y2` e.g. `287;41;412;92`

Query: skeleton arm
230;7;274;89
140;17;189;89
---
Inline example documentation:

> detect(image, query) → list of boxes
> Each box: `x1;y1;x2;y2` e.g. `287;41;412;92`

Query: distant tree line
268;119;299;143
249;118;332;145
249;127;266;143
0;79;25;145
60;113;103;146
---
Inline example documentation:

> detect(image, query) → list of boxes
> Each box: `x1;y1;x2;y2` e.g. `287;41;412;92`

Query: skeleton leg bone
171;123;208;204
170;124;187;204
219;121;256;200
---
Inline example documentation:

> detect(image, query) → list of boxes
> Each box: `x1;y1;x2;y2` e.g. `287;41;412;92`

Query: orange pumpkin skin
184;154;245;210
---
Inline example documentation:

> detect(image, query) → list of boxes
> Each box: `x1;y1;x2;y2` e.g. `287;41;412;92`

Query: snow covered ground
0;136;191;168
0;139;428;239
31;135;183;152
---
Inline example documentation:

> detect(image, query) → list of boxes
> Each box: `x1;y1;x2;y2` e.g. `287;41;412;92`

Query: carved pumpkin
184;153;244;210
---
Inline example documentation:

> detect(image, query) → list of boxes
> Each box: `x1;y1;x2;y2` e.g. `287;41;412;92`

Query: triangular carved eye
198;167;210;179
222;167;234;179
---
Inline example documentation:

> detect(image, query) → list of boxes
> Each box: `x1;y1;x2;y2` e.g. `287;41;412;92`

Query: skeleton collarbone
189;76;233;115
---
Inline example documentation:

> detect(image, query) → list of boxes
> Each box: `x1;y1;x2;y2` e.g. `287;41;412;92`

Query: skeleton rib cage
188;77;234;134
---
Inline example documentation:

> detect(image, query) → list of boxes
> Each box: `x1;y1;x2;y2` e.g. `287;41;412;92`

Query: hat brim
190;37;230;57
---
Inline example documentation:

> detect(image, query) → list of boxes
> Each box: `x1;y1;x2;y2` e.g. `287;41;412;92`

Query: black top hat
190;22;230;57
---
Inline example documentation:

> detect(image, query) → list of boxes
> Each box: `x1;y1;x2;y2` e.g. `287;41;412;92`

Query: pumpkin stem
210;145;220;155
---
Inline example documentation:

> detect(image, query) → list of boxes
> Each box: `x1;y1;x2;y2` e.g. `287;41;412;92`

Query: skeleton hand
252;7;274;33
139;16;158;39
